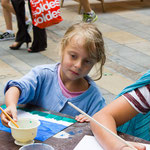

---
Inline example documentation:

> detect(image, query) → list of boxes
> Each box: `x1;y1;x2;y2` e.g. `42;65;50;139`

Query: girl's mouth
70;70;79;76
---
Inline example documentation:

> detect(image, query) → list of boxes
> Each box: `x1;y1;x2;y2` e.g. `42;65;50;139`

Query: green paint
18;107;33;112
30;121;32;123
0;105;76;123
18;108;77;123
1;104;6;109
103;72;112;76
30;111;76;123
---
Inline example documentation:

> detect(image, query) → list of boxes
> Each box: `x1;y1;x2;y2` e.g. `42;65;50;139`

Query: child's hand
0;105;17;128
75;114;90;123
121;142;146;150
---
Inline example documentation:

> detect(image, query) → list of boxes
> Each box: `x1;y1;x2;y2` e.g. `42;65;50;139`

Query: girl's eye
85;60;92;65
71;54;76;59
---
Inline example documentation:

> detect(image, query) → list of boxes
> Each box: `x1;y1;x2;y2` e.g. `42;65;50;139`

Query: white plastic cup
19;143;54;150
9;118;40;146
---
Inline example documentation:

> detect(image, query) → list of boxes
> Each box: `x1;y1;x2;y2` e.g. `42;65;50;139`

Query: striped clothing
117;70;150;141
123;84;150;114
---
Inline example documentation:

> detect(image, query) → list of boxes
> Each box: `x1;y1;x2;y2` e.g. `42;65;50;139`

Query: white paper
74;135;150;150
74;135;103;150
17;109;73;126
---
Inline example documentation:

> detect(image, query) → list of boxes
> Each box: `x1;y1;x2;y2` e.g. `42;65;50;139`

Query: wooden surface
0;105;149;150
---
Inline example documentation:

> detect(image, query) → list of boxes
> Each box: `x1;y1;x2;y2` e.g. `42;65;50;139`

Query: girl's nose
74;60;82;69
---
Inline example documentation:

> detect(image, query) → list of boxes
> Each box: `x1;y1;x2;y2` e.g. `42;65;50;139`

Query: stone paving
0;0;150;104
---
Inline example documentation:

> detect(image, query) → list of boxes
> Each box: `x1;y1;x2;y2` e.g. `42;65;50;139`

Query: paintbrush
68;102;137;150
0;107;19;128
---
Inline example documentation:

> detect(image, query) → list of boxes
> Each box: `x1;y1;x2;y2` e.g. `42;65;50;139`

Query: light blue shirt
4;63;106;117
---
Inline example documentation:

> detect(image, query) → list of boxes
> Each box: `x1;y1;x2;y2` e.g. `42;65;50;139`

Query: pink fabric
58;65;84;98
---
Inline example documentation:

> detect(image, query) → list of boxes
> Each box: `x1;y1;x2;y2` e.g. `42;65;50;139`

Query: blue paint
68;131;75;135
60;134;64;136
0;106;76;141
0;111;68;142
77;130;82;133
68;130;82;136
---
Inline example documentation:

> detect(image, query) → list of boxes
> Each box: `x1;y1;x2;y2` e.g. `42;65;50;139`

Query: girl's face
60;35;96;82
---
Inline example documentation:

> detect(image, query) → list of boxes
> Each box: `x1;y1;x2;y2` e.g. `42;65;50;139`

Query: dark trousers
11;0;47;50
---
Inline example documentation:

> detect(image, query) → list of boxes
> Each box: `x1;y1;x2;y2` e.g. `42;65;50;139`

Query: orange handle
0;107;19;128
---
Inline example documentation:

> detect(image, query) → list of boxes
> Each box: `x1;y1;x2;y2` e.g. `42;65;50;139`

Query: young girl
1;22;106;127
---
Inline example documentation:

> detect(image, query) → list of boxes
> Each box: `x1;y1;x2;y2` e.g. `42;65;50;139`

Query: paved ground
0;0;150;104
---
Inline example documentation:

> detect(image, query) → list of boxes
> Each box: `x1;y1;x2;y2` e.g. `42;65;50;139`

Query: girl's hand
75;114;90;123
0;105;17;128
121;142;146;150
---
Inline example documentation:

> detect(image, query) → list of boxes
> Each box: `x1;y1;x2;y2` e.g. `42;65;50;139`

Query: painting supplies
0;107;19;128
68;102;137;150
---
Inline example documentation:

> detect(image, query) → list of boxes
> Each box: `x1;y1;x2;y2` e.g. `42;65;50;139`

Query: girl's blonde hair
61;22;106;80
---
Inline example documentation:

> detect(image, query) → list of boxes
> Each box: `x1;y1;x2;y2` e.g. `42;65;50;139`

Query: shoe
0;32;15;41
82;11;98;23
26;20;33;33
27;47;46;53
10;41;30;50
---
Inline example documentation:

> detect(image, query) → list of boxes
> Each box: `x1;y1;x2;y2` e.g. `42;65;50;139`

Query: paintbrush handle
0;107;19;128
68;102;137;150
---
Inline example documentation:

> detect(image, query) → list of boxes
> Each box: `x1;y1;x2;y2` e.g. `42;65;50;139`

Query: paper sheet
0;108;76;141
74;135;150;150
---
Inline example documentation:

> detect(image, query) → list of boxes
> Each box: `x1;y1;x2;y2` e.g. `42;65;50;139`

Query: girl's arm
1;87;20;127
90;96;145;150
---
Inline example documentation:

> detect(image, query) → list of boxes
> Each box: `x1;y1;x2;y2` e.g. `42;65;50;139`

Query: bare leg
80;0;91;13
1;0;14;30
1;0;29;32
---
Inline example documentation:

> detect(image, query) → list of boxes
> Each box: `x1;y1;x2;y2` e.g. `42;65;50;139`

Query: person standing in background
0;0;32;41
80;0;98;23
9;0;47;52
